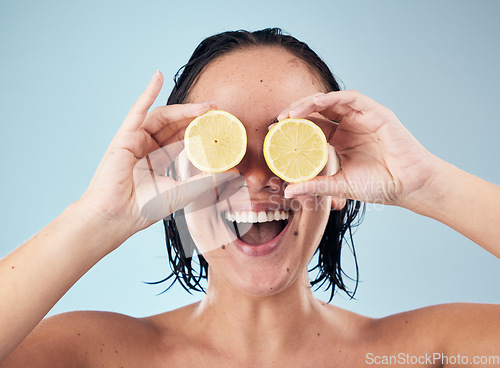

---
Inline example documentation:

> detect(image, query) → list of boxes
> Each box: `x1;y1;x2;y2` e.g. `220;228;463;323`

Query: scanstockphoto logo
365;352;500;366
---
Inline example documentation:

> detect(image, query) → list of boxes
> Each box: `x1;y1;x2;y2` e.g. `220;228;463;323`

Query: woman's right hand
1;72;243;363
78;71;238;248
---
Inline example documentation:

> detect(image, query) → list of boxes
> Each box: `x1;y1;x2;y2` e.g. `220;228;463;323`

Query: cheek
184;206;236;255
175;150;203;179
176;149;235;254
296;195;332;252
297;195;331;218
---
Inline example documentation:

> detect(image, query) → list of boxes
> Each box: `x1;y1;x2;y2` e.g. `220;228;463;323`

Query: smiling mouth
222;210;292;245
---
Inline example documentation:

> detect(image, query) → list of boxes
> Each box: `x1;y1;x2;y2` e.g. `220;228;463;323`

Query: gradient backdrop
1;0;499;319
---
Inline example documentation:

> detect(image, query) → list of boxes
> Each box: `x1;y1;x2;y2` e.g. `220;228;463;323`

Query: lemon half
184;110;247;173
263;118;328;183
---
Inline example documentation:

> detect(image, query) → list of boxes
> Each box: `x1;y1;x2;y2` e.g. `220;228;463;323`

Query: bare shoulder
1;310;161;368
370;303;500;365
373;302;500;338
414;303;500;353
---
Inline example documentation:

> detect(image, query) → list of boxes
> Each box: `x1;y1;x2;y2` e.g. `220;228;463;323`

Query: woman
1;29;499;367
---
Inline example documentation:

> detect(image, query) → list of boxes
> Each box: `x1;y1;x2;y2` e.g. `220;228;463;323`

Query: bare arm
409;158;500;258
0;71;229;364
0;208;122;364
0;310;157;368
372;303;500;368
439;303;500;368
280;90;500;257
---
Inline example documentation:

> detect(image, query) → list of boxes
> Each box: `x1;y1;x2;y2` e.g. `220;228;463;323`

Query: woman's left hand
278;90;442;213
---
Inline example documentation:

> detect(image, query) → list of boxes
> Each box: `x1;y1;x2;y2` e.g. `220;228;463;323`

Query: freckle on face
184;47;331;293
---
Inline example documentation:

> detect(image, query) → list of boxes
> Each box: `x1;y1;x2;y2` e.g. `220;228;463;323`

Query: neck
192;269;327;357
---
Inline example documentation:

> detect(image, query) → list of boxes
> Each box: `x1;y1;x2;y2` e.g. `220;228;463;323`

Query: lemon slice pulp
263;118;328;183
184;110;247;173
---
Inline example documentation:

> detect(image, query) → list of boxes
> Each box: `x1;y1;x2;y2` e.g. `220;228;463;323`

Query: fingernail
202;101;218;109
196;102;211;114
150;70;161;82
288;110;297;118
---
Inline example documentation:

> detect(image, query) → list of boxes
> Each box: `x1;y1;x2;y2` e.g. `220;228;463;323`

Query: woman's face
182;47;338;297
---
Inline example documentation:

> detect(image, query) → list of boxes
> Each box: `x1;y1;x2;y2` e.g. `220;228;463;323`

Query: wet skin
3;47;500;368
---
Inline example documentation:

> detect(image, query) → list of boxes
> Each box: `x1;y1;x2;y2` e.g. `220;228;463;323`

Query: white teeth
249;212;258;223
239;211;248;223
258;211;267;223
225;210;290;224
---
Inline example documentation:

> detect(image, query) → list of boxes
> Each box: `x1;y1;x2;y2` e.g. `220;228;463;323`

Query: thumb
138;171;241;222
284;170;351;200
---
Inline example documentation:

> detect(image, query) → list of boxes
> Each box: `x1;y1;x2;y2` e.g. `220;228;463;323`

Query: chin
218;261;301;298
183;190;330;297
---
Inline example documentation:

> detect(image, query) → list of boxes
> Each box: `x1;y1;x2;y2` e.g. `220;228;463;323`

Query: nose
236;145;282;194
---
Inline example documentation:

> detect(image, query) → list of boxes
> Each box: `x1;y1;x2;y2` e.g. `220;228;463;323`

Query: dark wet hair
153;28;365;302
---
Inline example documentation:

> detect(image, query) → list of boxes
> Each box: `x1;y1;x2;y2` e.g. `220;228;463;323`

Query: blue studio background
1;0;499;318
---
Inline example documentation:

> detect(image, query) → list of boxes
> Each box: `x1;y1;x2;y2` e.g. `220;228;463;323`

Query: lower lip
228;215;293;257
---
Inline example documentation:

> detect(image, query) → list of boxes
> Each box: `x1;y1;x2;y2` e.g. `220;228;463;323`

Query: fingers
136;170;242;222
285;144;343;199
313;90;378;116
121;71;164;132
284;170;351;200
277;92;324;121
132;146;176;185
278;90;383;125
142;102;217;137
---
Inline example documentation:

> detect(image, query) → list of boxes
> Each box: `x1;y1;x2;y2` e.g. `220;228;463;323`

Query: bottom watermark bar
366;352;500;366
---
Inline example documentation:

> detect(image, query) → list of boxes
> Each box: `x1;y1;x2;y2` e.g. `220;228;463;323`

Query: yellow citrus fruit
184;110;247;173
263;118;328;183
